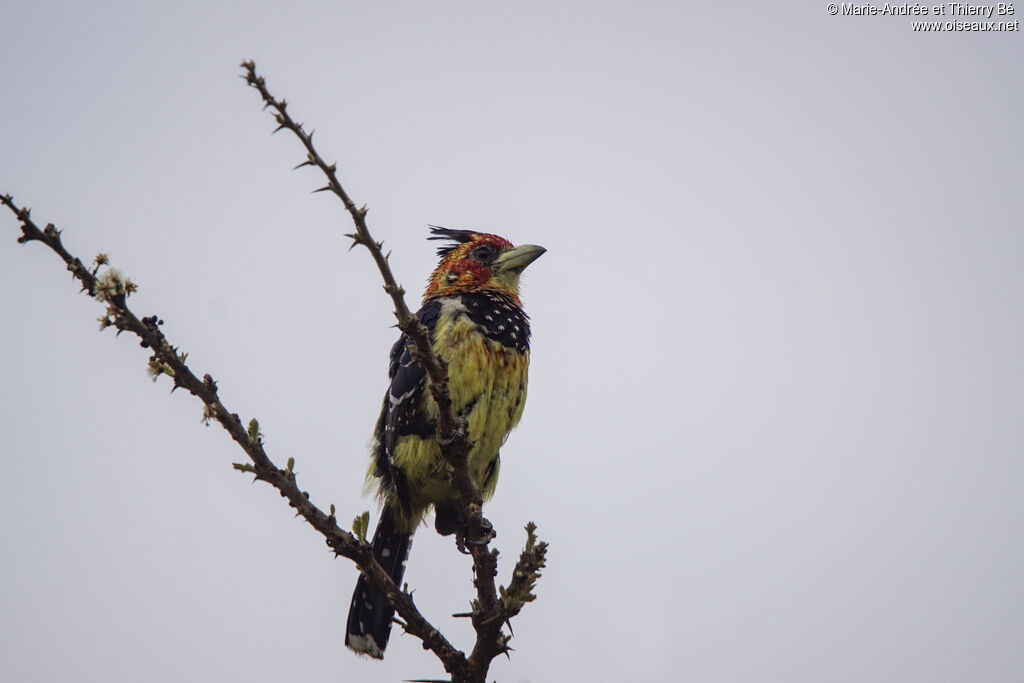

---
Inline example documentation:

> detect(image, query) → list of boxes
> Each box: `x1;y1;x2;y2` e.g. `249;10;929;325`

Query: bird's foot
455;517;497;554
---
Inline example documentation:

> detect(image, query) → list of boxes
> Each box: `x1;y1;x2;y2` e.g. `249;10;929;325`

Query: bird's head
423;226;545;303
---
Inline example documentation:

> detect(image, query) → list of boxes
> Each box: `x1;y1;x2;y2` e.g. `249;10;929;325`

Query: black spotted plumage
460;292;531;354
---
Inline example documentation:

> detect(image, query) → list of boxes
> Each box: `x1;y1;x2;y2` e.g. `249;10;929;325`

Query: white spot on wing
388;386;418;407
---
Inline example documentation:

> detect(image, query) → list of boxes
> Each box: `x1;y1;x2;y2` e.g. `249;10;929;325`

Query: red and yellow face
423;228;545;303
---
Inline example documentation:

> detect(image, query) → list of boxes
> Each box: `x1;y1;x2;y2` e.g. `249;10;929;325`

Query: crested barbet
345;226;545;659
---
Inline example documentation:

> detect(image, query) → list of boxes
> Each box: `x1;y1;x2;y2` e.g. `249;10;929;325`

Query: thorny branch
0;192;469;674
3;59;547;683
239;59;537;668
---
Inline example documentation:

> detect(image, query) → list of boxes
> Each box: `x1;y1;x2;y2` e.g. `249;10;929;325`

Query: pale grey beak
494;244;546;272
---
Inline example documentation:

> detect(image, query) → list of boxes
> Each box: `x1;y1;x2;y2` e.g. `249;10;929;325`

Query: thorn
293;160;314;170
312;185;332;193
272;123;286;134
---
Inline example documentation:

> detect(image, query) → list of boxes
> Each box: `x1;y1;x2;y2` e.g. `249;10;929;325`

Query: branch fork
2;61;547;683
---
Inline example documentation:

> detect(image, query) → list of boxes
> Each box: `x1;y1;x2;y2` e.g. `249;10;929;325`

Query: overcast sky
2;2;1022;682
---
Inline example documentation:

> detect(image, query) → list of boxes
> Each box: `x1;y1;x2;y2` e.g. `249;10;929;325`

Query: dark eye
472;245;496;263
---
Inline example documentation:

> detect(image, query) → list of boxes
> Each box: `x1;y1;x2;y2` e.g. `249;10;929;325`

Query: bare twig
239;61;468;456
239;59;509;660
4;60;547;683
1;193;466;676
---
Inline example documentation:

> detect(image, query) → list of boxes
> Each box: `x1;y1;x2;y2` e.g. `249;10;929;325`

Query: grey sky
2;2;1022;682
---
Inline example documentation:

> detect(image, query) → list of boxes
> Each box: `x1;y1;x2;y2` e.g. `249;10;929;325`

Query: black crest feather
428;225;477;257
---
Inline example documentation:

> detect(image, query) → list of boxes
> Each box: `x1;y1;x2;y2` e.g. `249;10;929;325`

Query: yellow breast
388;302;529;515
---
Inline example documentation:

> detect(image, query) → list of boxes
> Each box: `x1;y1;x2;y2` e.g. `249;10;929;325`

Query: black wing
371;299;442;517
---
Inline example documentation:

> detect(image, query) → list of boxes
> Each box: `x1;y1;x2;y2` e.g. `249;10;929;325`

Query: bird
345;226;545;659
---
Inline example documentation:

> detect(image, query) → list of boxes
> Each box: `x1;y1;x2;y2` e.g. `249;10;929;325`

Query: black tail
345;506;413;659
